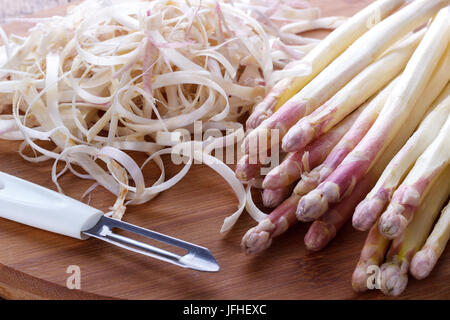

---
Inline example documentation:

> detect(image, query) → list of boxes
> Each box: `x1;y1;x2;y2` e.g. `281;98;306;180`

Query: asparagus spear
243;0;447;157
302;84;419;251
305;173;375;252
282;30;424;152
294;75;399;196
379;114;450;239
410;201;450;280
296;9;450;222
242;193;301;255
244;95;407;255
353;83;450;231
246;0;406;129
378;167;450;296
242;86;448;256
262;105;363;190
243;70;449;254
352;222;391;292
262;185;292;208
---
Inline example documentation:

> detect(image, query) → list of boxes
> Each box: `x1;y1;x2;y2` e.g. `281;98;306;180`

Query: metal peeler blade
83;216;220;272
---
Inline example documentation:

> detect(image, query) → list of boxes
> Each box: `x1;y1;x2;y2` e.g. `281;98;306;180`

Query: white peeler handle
0;171;104;240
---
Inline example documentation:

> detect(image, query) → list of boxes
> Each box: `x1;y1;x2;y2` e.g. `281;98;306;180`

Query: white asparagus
244;0;446;157
378;167;450;296
263;104;364;190
410;201;450;280
262;186;292;208
353;83;450;231
296;8;450;222
279;16;348;34
352;220;391;292
282;30;424;152
379;113;450;239
246;0;406;129
295;75;400;196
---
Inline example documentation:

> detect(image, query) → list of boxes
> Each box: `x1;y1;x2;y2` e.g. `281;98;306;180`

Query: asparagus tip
262;168;283;190
379;205;408;239
235;155;258;181
296;190;328;221
246;111;268;131
281;121;315;152
304;221;335;252
352;262;370;293
262;188;286;208
352;198;386;231
379;261;409;296
410;249;436;280
241;220;275;255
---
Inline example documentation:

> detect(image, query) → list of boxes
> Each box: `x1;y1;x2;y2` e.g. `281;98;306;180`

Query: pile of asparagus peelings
236;0;450;296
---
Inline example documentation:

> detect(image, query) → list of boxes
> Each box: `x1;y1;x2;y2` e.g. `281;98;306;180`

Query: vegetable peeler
0;171;220;272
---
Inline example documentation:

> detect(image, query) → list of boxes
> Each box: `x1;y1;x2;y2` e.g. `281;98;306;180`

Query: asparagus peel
294;75;399;196
243;0;447;158
410;201;450;280
280;16;348;34
353;83;450;231
243;69;449;255
241;193;301;255
296;10;450;222
379;114;450;239
262;105;363;190
378;167;450;296
245;0;406;129
282;30;424;152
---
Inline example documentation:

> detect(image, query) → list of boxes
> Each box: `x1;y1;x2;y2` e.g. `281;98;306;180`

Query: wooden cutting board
0;0;449;300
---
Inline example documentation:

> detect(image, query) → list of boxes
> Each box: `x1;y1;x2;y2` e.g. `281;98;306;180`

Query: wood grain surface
0;0;449;300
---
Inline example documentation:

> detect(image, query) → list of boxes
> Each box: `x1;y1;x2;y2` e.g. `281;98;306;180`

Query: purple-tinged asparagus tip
264;158;302;190
262;188;288;208
352;262;371;292
353;198;386;231
304;221;336;252
410;249;436;280
378;205;408;239
379;261;408;296
262;167;283;190
235;154;260;182
281;121;315;152
241;221;274;255
296;189;329;221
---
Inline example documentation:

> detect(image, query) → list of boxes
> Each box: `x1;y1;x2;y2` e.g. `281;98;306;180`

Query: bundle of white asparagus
239;0;450;296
